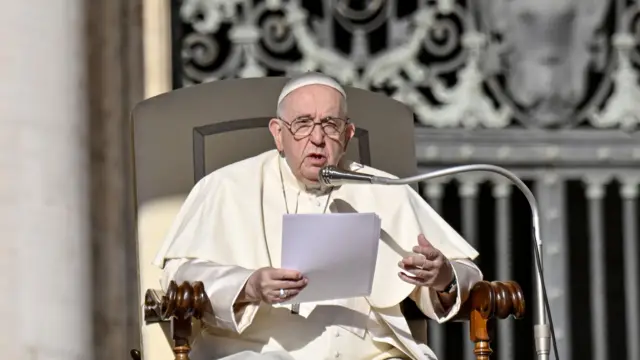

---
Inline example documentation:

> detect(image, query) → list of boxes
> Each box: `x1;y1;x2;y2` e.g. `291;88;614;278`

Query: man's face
269;84;355;185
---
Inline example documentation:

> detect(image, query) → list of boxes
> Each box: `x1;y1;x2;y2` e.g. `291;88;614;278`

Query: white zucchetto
277;72;347;106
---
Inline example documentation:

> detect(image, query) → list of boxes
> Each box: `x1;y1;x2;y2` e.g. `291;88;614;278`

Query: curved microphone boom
319;165;558;360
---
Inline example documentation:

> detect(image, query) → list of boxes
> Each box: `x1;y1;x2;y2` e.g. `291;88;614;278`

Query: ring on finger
279;288;287;298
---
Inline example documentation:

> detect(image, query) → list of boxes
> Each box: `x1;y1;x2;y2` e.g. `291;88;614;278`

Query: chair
129;77;525;360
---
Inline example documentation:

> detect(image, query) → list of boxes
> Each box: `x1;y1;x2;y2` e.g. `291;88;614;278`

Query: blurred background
1;0;639;359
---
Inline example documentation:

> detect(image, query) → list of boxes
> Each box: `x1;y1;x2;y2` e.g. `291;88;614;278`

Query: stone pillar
0;1;92;359
86;0;144;359
143;0;173;98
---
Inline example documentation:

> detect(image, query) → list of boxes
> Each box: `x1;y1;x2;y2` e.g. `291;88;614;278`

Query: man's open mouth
306;153;327;165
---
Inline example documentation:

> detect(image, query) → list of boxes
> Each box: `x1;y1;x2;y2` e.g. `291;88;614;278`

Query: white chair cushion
137;195;188;360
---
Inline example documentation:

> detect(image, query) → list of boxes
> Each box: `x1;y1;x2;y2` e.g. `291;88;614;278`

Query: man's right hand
241;267;308;304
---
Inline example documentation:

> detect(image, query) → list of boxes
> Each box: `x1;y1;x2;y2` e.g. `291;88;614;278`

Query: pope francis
153;72;482;360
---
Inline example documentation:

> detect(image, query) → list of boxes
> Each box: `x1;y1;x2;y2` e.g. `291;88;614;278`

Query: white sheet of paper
280;213;381;304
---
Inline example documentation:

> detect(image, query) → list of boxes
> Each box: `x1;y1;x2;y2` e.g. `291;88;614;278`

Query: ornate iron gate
169;1;640;359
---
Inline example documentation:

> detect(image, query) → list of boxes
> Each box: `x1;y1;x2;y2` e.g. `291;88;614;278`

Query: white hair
276;72;348;119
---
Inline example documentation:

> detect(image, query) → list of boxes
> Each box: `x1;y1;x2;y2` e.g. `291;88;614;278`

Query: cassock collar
278;156;331;195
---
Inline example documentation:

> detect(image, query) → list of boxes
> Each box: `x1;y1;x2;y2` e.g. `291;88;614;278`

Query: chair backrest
131;77;417;360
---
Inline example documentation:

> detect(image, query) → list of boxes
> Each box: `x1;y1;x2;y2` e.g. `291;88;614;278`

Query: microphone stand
320;164;555;360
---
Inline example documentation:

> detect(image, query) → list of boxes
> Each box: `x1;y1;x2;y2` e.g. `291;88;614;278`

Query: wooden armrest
143;281;209;324
454;280;526;359
135;281;208;360
132;280;524;360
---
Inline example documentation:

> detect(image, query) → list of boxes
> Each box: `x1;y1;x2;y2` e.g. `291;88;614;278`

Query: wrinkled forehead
281;84;346;117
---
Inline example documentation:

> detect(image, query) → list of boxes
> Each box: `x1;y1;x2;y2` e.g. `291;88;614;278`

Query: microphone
319;164;558;360
318;166;386;186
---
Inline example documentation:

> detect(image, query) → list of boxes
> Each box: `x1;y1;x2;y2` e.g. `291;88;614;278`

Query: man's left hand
398;234;454;291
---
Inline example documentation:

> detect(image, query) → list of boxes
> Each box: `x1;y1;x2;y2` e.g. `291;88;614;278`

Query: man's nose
309;124;325;144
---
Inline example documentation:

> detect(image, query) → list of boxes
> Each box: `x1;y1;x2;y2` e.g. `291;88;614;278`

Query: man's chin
300;167;321;182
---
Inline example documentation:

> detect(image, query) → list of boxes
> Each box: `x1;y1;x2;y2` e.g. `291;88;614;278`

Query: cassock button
335;331;340;337
334;351;341;358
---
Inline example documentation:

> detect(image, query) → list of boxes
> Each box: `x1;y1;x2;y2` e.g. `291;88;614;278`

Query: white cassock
154;149;482;360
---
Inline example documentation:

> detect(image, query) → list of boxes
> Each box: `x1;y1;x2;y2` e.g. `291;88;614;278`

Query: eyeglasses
279;116;349;139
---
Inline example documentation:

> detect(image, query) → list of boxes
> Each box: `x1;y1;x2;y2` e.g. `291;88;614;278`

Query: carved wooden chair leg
172;317;193;360
470;310;494;360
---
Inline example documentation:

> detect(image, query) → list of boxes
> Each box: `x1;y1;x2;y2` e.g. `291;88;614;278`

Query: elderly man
154;72;482;360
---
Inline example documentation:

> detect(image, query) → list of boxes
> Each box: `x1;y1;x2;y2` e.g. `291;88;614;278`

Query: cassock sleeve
408;259;482;322
161;258;261;333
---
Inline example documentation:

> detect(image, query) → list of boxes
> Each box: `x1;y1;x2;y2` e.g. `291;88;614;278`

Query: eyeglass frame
277;115;352;140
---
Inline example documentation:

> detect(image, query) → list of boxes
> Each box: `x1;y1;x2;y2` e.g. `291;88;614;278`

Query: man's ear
343;123;356;150
268;118;284;152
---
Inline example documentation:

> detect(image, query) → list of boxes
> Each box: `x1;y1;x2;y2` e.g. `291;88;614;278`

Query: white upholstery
137;194;189;360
